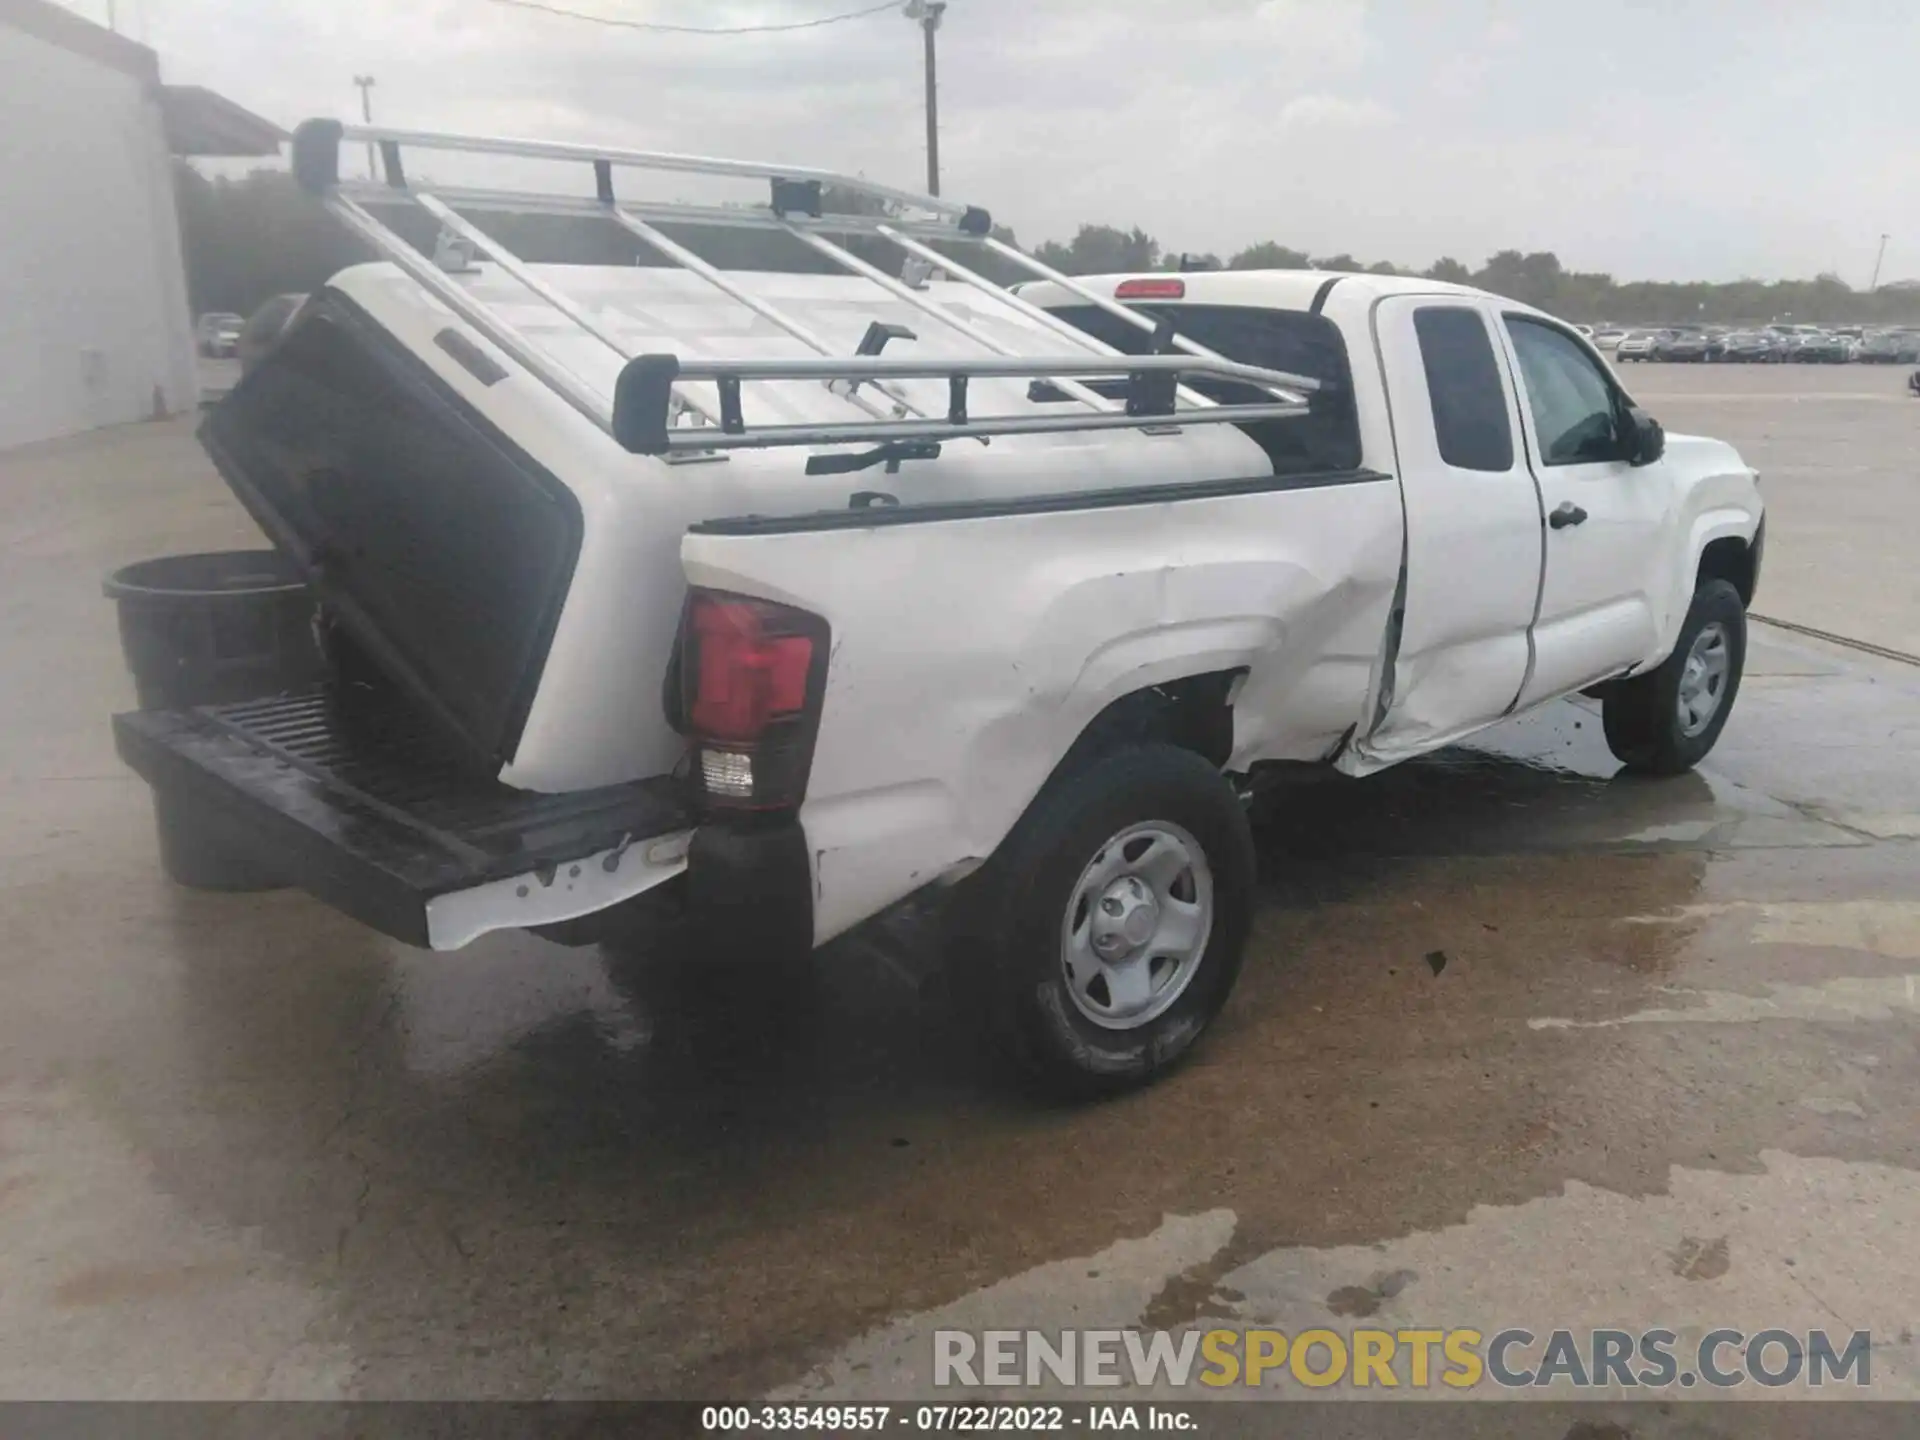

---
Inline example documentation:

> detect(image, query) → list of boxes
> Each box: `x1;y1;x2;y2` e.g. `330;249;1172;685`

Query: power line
485;0;901;34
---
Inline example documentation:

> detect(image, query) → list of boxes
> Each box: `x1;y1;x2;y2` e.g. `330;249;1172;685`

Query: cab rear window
1046;304;1362;476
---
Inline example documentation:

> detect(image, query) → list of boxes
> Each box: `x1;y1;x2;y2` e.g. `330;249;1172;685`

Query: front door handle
1549;502;1588;530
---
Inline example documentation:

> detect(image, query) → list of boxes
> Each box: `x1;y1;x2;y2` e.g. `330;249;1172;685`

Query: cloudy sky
74;0;1920;284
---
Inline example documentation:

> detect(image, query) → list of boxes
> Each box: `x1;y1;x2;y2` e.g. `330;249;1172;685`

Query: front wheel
960;744;1256;1099
1603;579;1746;775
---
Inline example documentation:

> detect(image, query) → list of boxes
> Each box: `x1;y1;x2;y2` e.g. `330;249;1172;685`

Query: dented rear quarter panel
679;480;1403;942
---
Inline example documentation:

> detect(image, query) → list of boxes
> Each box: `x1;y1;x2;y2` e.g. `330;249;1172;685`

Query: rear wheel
1603;579;1746;775
960;744;1256;1100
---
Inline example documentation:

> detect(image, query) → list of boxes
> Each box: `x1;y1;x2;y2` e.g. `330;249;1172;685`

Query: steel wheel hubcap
1060;821;1213;1031
1677;621;1731;738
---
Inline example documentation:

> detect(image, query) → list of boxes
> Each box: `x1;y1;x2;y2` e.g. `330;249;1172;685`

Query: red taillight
678;591;828;811
689;598;814;740
1115;278;1185;300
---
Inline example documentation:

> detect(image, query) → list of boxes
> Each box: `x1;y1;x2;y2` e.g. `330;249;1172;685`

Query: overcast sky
77;0;1920;284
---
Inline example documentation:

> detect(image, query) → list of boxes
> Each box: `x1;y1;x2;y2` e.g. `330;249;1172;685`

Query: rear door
1359;296;1543;761
1497;314;1669;708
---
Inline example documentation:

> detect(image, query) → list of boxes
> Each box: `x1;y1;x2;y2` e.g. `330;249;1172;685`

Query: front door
1497;315;1669;709
1360;296;1544;763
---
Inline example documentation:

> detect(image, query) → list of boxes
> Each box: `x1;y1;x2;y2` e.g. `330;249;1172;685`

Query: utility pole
904;0;946;196
1870;233;1890;292
352;75;378;180
105;0;117;31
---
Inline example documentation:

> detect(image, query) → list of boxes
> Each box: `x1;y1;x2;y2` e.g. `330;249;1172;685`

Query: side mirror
1626;405;1665;466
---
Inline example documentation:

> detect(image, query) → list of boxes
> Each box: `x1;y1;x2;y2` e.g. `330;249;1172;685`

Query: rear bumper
114;691;692;949
683;817;815;960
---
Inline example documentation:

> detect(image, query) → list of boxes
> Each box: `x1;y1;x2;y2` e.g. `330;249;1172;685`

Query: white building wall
0;23;197;451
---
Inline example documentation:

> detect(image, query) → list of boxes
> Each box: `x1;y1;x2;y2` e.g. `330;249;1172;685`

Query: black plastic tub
105;550;323;890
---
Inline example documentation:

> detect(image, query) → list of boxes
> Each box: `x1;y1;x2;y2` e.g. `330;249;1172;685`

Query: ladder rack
289;120;1323;458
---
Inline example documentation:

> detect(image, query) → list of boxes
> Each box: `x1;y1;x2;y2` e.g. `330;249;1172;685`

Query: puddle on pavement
68;702;1911;1397
117;719;1841;1398
774;1150;1920;1402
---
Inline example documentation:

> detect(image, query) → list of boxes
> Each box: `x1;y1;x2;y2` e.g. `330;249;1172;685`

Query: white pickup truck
115;123;1764;1096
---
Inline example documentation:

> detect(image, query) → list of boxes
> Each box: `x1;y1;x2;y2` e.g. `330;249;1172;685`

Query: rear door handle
1549;502;1588;530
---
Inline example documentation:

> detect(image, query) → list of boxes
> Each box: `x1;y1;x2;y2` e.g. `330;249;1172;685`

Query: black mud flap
113;692;689;947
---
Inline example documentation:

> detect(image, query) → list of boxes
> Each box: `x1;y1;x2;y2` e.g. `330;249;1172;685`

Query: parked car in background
195;312;243;358
236;294;310;375
1592;328;1628;351
1858;330;1920;364
1792;332;1852;364
1615;331;1661;362
1655;331;1710;362
1720;331;1781;363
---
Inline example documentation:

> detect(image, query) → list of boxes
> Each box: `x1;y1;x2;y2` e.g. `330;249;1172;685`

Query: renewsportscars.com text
934;1327;1871;1392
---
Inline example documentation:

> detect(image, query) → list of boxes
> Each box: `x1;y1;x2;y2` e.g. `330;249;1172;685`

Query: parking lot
0;361;1917;1407
1624;363;1920;658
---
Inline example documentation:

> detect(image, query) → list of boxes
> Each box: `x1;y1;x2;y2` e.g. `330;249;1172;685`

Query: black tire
960;744;1256;1100
1603;579;1746;775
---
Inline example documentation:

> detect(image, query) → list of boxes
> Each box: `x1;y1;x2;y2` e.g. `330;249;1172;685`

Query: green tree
1031;224;1161;275
1229;241;1312;270
1474;250;1564;308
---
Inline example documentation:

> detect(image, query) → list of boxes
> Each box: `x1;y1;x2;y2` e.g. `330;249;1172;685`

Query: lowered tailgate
114;692;692;949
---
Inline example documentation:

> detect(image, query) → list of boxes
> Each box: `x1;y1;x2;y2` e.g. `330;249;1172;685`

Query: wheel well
1697;537;1755;606
1056;670;1241;779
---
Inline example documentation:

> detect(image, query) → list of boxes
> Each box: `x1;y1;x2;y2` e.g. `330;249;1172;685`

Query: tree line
176;164;1920;328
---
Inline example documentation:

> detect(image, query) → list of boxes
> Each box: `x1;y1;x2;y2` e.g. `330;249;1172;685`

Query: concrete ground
1624;361;1920;658
0;362;1917;1411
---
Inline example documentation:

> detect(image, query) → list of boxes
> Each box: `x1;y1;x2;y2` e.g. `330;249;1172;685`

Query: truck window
1412;306;1513;472
1045;304;1362;476
1504;317;1628;466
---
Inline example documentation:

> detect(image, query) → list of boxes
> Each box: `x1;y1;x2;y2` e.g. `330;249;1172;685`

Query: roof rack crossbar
324;191;616;437
874;224;1218;411
608;208;925;426
780;224;1116;414
977;236;1320;400
413;190;721;429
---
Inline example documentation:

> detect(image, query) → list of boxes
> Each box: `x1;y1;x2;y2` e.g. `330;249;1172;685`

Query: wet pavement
2;405;1920;1406
1623;361;1920;659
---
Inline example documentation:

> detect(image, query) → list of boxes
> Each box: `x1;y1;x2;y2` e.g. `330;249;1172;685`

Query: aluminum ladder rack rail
288;120;1323;454
612;354;1313;457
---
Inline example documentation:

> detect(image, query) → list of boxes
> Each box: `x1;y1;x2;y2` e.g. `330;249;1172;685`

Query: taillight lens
676;591;828;812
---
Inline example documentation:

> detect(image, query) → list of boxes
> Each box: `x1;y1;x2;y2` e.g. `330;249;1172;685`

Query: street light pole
352;75;378;180
1870;233;1890;292
905;0;947;196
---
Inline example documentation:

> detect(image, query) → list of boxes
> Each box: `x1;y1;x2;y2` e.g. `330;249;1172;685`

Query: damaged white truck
115;122;1765;1096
